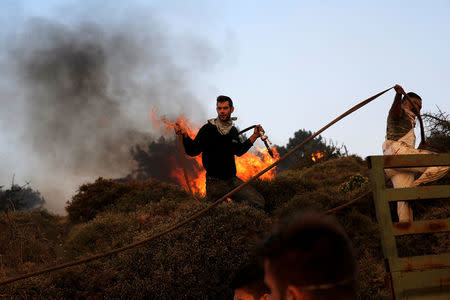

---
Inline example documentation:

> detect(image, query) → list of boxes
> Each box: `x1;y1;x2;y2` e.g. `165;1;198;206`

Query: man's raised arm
174;123;202;156
390;84;406;120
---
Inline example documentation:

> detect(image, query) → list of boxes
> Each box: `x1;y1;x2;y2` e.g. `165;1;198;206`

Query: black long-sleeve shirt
183;122;253;180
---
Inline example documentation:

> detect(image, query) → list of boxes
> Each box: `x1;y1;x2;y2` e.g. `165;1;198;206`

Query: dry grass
1;156;447;299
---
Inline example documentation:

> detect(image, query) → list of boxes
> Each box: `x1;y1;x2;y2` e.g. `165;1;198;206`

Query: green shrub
338;174;369;193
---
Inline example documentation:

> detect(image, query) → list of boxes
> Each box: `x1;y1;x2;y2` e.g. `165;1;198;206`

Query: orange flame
236;146;279;181
150;108;205;194
150;109;279;196
150;108;198;138
311;152;324;162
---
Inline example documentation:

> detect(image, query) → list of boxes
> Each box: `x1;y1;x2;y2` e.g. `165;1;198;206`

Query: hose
0;86;393;286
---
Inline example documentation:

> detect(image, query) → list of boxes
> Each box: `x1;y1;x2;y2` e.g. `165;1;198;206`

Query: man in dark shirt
175;95;265;209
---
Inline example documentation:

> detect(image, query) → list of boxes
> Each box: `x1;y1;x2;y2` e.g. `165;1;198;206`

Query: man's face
234;288;256;300
403;97;422;114
234;287;270;300
216;101;234;121
264;260;284;300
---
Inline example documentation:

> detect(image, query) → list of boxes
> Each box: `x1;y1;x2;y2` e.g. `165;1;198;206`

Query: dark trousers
205;176;265;209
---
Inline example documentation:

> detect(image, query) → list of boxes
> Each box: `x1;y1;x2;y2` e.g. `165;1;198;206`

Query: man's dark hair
260;211;357;299
402;92;422;109
217;95;233;108
231;263;270;298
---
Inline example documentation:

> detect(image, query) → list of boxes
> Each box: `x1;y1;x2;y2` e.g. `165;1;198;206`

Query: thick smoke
0;15;216;213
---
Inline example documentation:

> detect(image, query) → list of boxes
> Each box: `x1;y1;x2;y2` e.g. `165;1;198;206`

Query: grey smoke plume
0;14;217;213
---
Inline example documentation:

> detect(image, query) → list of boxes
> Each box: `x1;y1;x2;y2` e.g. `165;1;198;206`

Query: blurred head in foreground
232;262;271;300
260;211;357;300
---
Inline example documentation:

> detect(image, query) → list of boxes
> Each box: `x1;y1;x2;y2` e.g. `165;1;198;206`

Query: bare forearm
390;92;403;119
390;85;406;119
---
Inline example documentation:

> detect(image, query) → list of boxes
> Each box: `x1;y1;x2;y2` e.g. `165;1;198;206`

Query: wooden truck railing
367;153;450;300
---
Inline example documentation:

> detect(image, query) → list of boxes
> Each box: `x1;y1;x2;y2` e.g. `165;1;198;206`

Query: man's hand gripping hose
237;125;274;157
258;128;274;158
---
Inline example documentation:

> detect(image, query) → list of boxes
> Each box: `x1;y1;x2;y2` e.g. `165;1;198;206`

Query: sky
1;0;449;214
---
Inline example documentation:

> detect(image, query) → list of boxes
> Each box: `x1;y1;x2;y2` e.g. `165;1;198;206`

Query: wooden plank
390;253;450;272
384;185;450;201
368;154;450;299
392;219;450;235
368;156;399;259
382;153;450;168
367;156;384;172
391;268;450;299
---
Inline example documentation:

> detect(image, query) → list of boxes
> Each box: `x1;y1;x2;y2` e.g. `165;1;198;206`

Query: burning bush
143;111;280;196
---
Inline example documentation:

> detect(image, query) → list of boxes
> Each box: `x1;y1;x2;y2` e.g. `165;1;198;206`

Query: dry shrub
102;202;271;299
265;156;371;218
300;155;369;187
66;177;190;222
4;156;445;299
64;211;140;258
0;211;65;278
4;201;271;299
252;169;317;213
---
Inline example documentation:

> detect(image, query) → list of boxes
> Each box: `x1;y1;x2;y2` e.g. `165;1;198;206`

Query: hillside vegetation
1;155;448;299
